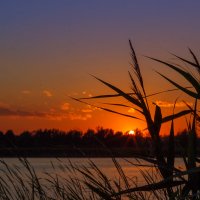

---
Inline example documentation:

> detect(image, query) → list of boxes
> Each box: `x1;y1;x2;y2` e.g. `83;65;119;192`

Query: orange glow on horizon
128;130;135;135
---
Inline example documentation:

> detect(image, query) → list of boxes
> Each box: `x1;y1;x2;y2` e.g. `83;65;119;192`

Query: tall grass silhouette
0;41;200;199
73;41;200;199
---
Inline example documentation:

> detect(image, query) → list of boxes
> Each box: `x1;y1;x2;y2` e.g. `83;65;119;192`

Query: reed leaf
71;97;142;120
112;158;130;190
129;40;144;92
156;71;199;98
171;49;200;73
98;107;143;120
102;103;132;108
91;74;142;108
110;180;185;197
154;105;162;135
187;99;197;170
79;93;134;100
166;101;176;175
102;103;144;114
188;48;200;65
78;87;192;101
162;109;191;123
149;57;200;94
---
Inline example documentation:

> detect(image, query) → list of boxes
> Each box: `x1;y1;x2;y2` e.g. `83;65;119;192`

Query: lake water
0;157;188;199
0;157;185;185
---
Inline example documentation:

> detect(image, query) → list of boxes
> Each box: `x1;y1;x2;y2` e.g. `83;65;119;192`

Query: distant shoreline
0;147;198;158
0;147;146;158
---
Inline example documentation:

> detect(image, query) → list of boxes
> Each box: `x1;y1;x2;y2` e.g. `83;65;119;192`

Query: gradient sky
0;1;200;134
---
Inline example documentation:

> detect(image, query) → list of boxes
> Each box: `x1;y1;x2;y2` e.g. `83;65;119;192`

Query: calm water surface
0;157;185;185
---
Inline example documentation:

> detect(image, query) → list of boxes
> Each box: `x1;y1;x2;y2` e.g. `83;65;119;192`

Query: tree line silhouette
0;127;198;157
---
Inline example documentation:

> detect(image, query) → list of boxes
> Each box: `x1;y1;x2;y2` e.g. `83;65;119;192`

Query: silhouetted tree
18;131;32;147
0;128;198;157
5;130;16;146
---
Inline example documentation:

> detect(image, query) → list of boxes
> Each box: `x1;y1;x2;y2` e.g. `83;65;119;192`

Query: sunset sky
0;1;200;134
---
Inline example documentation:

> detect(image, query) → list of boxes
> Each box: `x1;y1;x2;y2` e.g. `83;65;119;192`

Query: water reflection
0;157;185;185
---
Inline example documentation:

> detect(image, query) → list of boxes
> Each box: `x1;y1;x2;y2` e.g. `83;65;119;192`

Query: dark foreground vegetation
1;41;200;199
71;41;200;199
0;128;199;157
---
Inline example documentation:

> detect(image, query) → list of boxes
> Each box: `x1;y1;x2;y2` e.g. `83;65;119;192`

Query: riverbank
0;147;199;157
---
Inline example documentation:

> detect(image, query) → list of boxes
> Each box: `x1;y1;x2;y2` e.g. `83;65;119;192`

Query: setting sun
128;130;135;135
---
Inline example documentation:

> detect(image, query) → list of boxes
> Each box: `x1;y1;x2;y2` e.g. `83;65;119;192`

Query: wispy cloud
46;112;92;121
86;105;101;111
43;90;53;97
61;103;70;111
68;113;92;121
71;91;92;98
0;107;46;118
0;102;50;118
81;109;93;113
0;102;93;121
155;100;193;108
81;91;93;97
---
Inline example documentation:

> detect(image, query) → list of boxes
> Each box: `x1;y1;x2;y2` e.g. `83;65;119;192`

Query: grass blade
171;50;200;73
91;75;142;108
156;71;198;98
149;57;200;94
162;109;192;123
71;97;143;120
110;180;184;197
154;104;162;135
79;93;134;100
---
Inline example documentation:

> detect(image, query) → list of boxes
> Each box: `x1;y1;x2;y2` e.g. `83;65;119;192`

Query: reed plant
73;41;200;199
